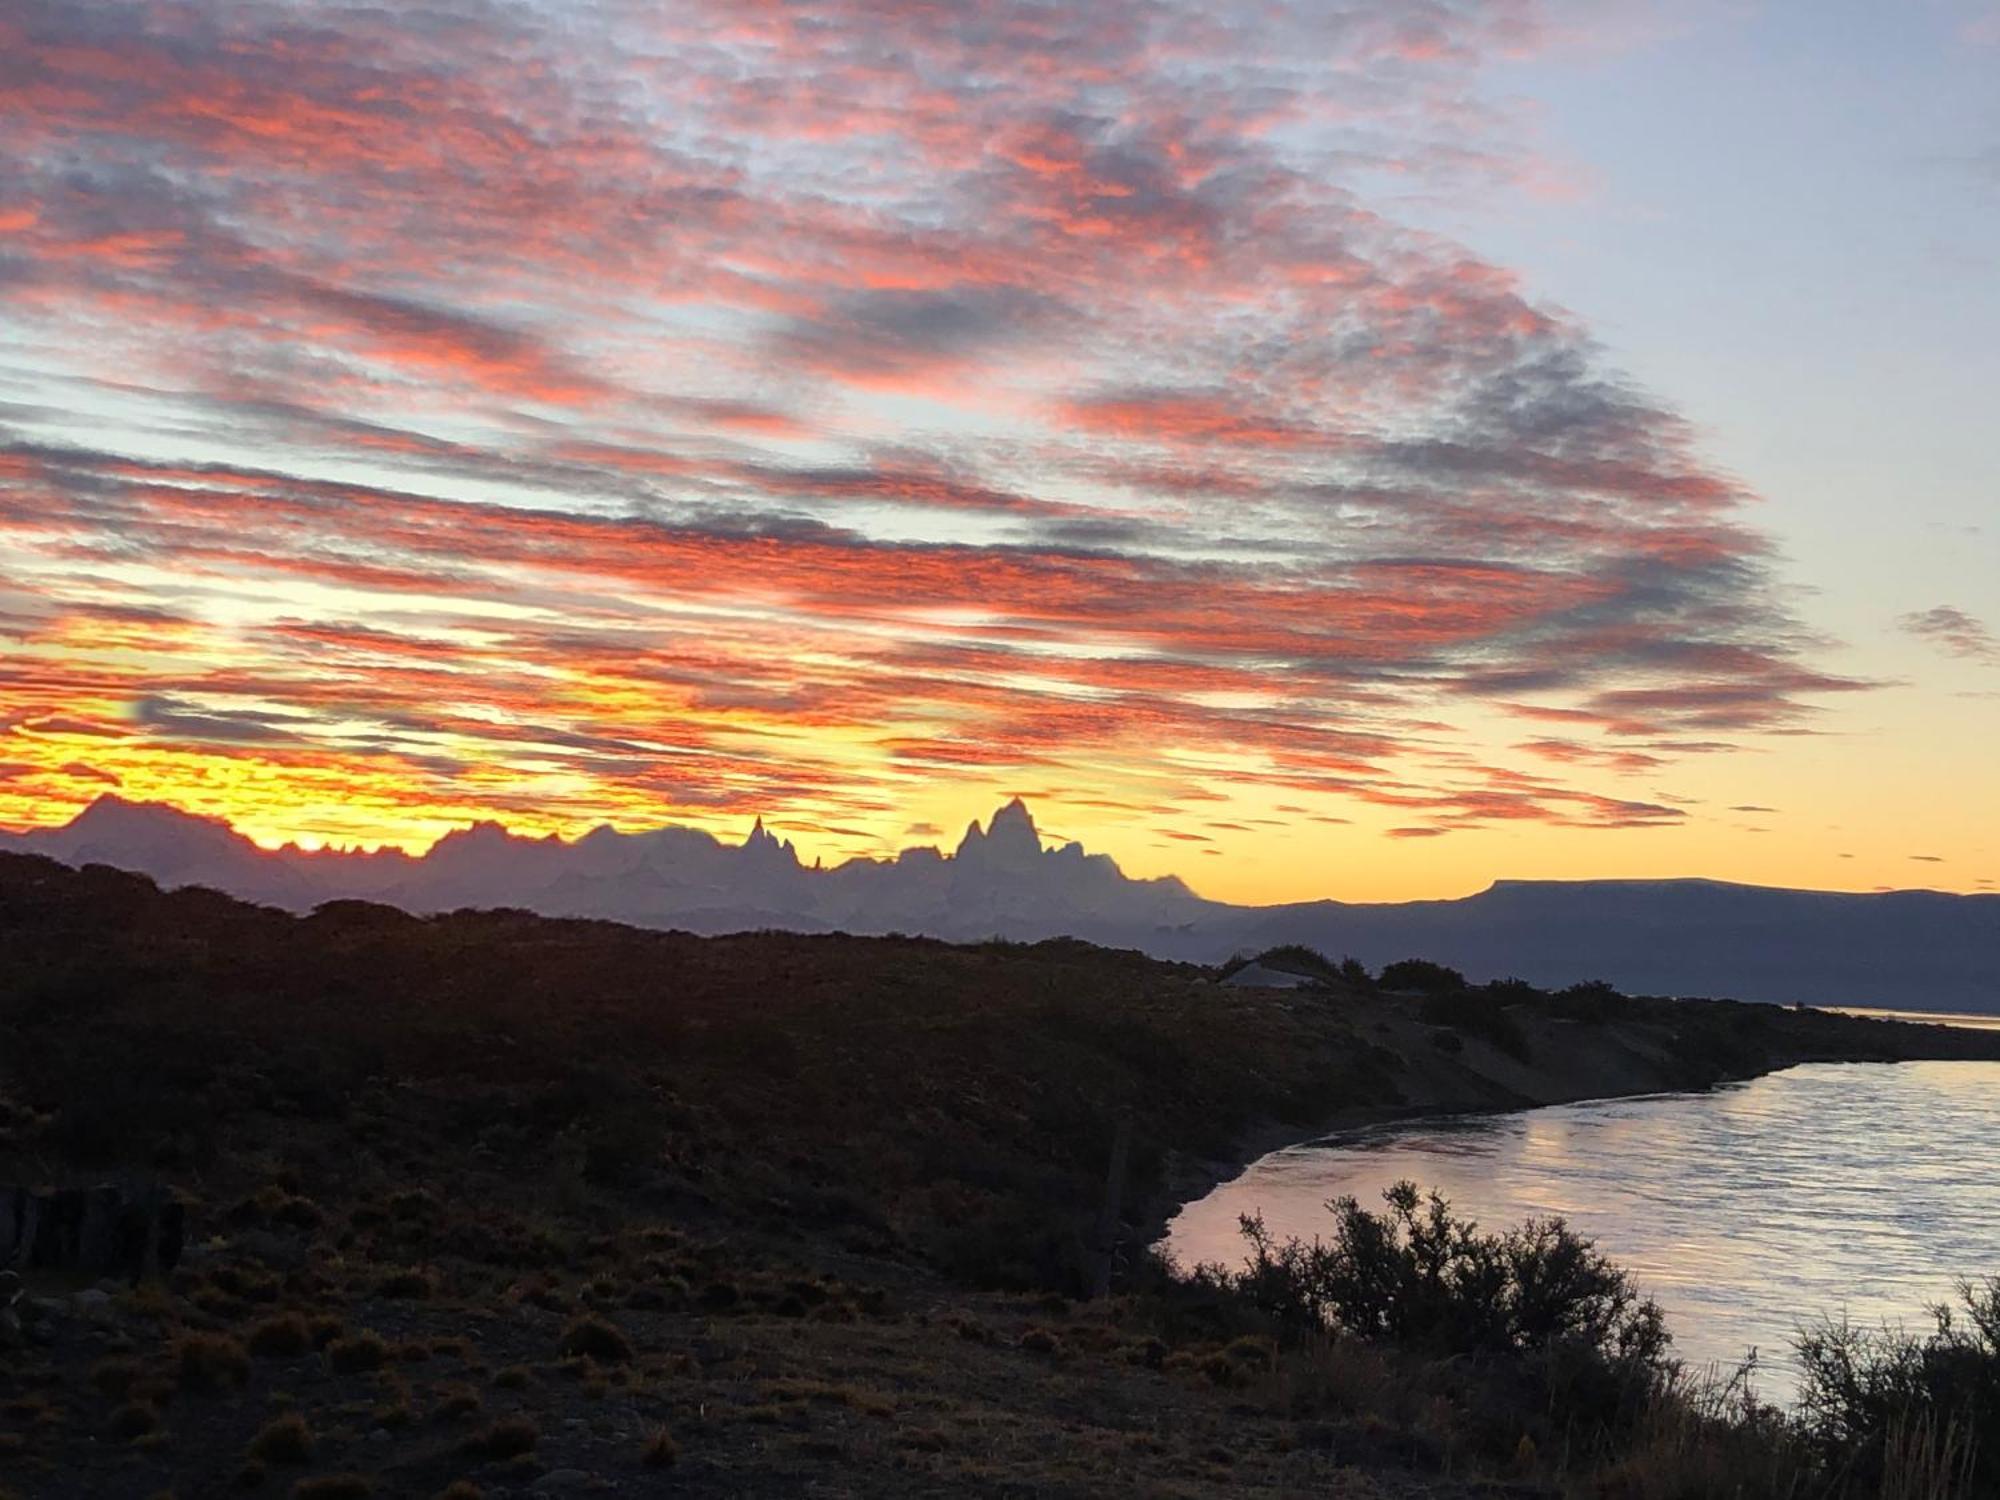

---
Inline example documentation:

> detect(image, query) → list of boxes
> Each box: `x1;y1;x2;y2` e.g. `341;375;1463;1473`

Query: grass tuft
173;1332;251;1392
248;1413;313;1465
247;1314;314;1358
325;1331;389;1374
462;1414;538;1459
641;1426;680;1468
558;1314;633;1364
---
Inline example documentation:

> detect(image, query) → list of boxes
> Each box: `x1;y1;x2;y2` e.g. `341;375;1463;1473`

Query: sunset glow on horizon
2;0;1995;904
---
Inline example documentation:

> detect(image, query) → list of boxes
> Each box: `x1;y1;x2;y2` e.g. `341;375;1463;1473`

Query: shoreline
1137;1008;2000;1262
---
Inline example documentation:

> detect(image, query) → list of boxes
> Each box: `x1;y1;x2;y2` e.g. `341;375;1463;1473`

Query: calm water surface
1163;1060;2000;1404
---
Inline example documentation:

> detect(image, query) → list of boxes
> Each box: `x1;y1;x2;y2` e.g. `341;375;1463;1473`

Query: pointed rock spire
741;814;799;868
954;798;1043;870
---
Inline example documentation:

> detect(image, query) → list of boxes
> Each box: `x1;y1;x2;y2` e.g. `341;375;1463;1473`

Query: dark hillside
5;853;1999;1498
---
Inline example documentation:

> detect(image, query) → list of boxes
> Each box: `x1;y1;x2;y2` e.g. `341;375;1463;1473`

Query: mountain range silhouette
4;795;1997;1012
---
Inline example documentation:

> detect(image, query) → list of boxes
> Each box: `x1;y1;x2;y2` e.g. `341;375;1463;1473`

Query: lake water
1162;1060;2000;1405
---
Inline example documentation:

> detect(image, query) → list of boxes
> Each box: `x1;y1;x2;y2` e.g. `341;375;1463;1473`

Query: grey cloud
1899;605;1998;663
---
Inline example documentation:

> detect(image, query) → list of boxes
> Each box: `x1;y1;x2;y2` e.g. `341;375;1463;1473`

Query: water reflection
1162;1061;2000;1404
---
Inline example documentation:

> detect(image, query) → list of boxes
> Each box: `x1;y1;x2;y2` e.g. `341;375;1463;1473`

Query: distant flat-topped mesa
3;796;1997;1012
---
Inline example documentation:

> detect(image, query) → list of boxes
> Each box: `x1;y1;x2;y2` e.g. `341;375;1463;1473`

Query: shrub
433;1386;482;1421
1378;959;1467;995
174;1332;251;1392
462;1414;538;1459
326;1331;390;1373
697;1281;741;1311
1018;1326;1060;1355
1233;1182;1667;1435
1794;1278;2000;1493
248;1314;314;1357
641;1426;680;1468
108;1402;161;1441
1543;979;1627;1023
1416;989;1529;1060
248;1413;313;1465
307;1314;345;1347
374;1268;436;1300
558;1315;633;1363
90;1356;143;1396
291;1478;372;1500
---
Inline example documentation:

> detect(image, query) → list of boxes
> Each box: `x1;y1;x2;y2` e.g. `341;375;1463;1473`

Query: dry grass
247;1313;314;1358
462;1414;538;1459
107;1403;161;1442
641;1426;680;1467
324;1331;389;1374
433;1386;482;1422
558;1314;633;1363
248;1412;314;1465
762;1380;895;1419
1880;1410;1979;1500
291;1477;372;1500
172;1332;250;1392
374;1268;436;1300
90;1356;143;1397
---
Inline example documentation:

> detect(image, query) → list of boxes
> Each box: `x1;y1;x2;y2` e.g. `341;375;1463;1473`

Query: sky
0;0;1994;904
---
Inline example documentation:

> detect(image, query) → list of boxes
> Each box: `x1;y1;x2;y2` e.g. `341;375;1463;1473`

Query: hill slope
5;853;1999;1498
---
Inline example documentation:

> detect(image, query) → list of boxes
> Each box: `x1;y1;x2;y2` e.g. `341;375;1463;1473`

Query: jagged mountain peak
69;793;227;833
955;798;1043;865
430;820;521;853
57;794;251;857
6;792;1999;1009
742;815;799;867
992;796;1036;830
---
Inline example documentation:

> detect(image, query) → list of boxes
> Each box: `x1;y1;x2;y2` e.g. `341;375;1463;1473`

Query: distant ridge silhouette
4;795;1997;1012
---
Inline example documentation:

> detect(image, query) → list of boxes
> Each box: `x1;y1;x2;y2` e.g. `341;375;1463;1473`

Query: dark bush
325;1331;389;1374
559;1315;634;1363
1416;989;1529;1060
463;1414;538;1459
248;1412;314;1464
1543;979;1628;1023
174;1332;251;1392
1378;959;1466;995
1237;1183;1664;1363
247;1313;314;1357
1232;1182;1668;1437
1794;1278;2000;1493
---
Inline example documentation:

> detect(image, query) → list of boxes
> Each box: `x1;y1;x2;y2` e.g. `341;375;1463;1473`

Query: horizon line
5;792;1988;910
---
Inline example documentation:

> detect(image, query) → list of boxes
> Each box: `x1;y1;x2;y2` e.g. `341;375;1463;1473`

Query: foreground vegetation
3;852;1999;1497
1189;1185;2000;1499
